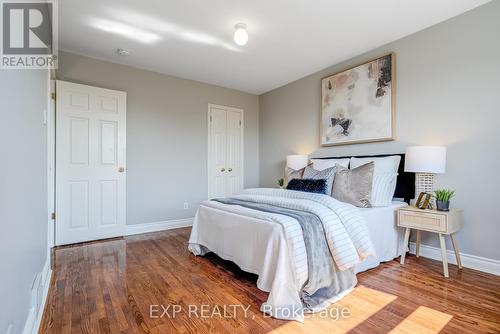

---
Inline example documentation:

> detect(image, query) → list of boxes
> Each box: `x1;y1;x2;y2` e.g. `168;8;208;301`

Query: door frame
207;103;244;199
47;71;56;261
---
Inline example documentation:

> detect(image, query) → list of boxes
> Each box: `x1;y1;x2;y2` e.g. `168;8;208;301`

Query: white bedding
356;201;407;272
188;188;380;321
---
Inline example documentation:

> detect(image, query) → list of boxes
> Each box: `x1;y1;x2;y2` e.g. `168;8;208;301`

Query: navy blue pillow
286;178;328;194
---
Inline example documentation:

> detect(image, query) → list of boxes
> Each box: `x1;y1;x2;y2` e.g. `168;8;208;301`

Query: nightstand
398;206;463;277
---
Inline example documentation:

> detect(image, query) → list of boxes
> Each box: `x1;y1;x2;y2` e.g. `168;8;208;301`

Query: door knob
228;168;233;172
118;167;125;173
220;168;226;172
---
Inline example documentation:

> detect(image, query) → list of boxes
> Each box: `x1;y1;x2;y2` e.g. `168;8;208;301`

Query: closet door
226;110;242;196
209;106;228;198
208;104;243;199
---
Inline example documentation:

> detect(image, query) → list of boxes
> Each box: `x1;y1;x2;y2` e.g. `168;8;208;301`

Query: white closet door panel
226;110;242;196
209;107;227;198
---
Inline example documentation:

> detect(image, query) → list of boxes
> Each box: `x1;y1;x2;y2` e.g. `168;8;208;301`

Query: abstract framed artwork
320;53;396;146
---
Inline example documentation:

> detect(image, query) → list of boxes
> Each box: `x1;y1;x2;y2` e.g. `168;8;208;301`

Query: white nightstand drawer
399;210;446;232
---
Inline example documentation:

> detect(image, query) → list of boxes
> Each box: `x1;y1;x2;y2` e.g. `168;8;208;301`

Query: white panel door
208;104;243;199
56;81;126;245
225;110;242;196
209;106;227;199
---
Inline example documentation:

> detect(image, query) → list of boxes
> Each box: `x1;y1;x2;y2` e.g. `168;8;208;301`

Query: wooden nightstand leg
416;230;421;258
450;233;463;269
400;227;411;265
439;233;449;278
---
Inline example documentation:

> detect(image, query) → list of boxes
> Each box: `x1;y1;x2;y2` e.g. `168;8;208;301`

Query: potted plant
277;178;285;189
433;189;455;212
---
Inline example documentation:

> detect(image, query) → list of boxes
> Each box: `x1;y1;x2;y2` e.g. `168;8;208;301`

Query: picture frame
320;53;396;146
415;192;433;210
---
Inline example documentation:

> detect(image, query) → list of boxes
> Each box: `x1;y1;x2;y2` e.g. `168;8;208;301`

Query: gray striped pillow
371;172;398;206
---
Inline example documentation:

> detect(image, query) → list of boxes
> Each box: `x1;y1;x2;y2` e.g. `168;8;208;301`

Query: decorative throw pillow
284;166;306;186
302;166;337;195
286;178;328;194
332;162;374;208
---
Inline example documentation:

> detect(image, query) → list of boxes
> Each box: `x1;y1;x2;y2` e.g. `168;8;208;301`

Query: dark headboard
313;153;415;203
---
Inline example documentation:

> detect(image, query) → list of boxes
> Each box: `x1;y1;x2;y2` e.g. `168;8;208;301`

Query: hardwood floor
39;227;500;334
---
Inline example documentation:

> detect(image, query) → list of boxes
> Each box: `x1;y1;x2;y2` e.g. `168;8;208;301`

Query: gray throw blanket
213;198;356;312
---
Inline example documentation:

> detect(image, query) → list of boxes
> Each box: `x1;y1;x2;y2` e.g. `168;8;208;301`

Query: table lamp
404;146;446;198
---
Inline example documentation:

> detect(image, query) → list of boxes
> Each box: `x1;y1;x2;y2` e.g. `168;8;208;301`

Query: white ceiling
59;0;490;94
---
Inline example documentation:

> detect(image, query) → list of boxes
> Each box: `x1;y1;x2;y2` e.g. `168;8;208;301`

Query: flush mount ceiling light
233;23;248;46
116;48;131;56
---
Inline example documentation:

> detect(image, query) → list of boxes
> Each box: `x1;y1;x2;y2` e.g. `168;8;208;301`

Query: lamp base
415;173;435;207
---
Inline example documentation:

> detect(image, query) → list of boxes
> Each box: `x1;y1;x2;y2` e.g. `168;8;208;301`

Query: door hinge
210;115;212;122
239;120;242;126
51;212;56;220
51;92;56;100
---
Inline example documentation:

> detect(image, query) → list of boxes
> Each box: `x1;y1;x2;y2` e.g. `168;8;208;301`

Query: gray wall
259;1;500;261
58;51;259;225
0;70;48;333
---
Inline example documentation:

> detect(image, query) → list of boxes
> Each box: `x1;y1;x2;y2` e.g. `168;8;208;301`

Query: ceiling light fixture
233;23;248;46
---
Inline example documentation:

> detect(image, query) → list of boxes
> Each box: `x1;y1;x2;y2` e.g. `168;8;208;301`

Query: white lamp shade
286;155;309;171
405;146;446;174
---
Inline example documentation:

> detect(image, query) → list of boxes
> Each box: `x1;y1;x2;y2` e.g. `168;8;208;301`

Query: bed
188;154;415;321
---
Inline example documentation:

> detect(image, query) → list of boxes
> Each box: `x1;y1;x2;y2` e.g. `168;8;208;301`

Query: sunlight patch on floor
389;306;453;334
267;285;397;334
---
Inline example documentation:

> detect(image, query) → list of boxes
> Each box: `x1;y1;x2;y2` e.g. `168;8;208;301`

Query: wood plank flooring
39;227;500;334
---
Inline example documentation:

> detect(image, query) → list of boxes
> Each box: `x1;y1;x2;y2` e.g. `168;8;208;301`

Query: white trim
22;260;52;334
409;242;500;276
30;70;54;334
47;75;55;254
126;218;194;236
207;103;244;199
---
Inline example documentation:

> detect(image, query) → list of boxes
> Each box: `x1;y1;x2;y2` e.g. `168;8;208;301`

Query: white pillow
311;158;350;171
350;156;401;206
350;156;401;173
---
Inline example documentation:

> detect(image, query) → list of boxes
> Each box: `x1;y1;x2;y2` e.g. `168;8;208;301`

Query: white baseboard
409;242;500;276
126;218;193;236
23;259;52;334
